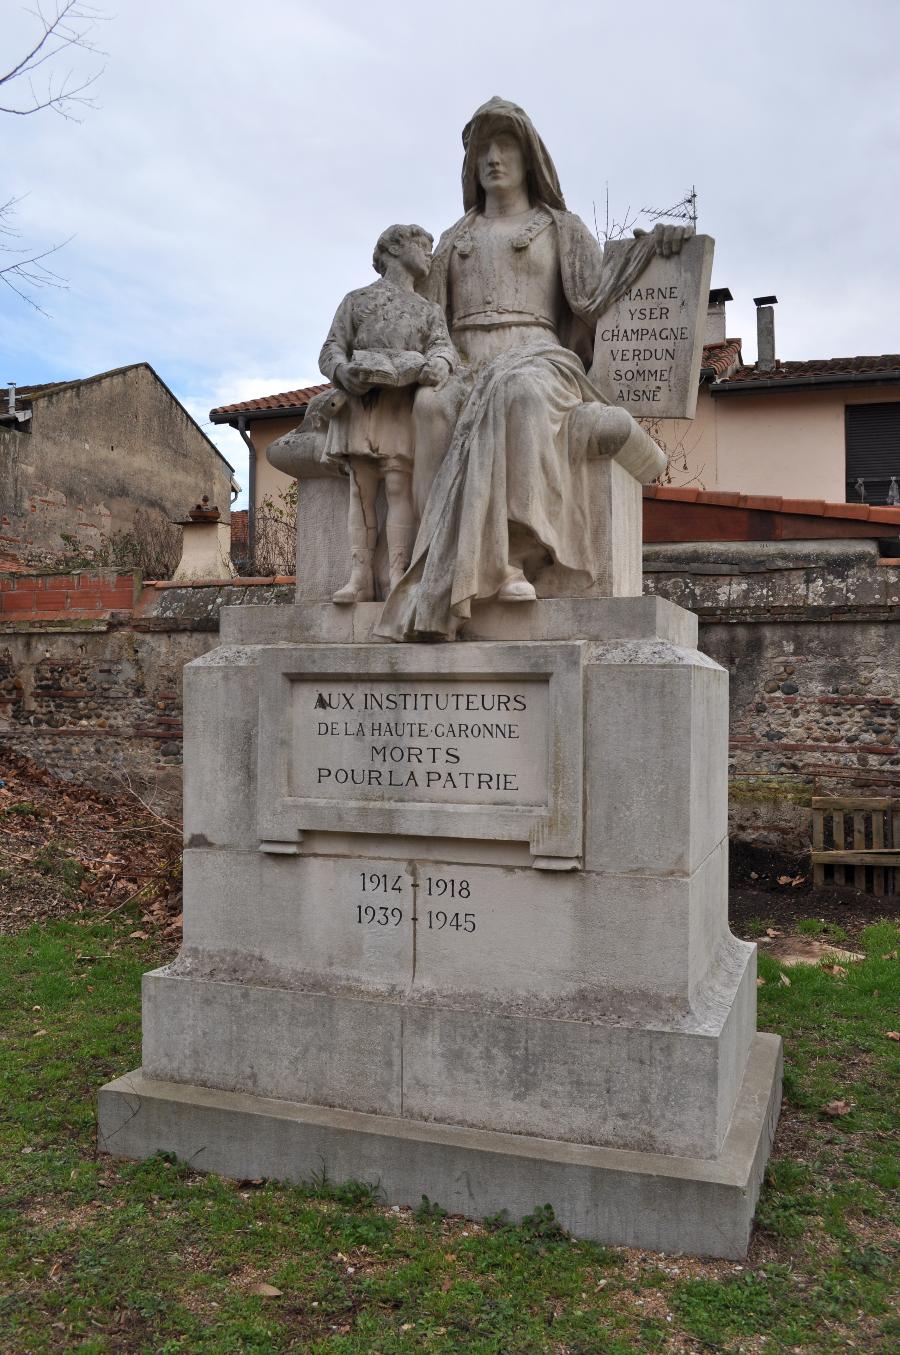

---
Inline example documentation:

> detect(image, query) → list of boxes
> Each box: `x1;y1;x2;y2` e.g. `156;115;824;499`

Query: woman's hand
634;222;693;257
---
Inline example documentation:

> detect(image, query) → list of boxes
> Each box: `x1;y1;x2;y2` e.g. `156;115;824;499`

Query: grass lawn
0;911;897;1354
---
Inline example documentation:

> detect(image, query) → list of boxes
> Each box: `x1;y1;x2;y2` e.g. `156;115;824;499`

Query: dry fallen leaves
756;978;766;987
885;1031;900;1042
823;1099;853;1117
248;1282;282;1297
779;973;791;987
820;963;848;978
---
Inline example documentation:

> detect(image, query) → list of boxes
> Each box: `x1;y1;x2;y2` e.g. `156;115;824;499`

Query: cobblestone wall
0;577;291;815
645;541;900;854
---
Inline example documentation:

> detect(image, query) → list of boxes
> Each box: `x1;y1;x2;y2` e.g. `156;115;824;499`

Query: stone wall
1;542;897;855
0;575;291;815
645;540;900;854
0;365;233;565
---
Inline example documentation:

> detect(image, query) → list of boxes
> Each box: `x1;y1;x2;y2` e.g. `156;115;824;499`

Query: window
845;402;900;505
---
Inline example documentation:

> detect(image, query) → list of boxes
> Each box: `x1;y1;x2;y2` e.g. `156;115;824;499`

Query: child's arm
419;304;458;389
319;295;370;395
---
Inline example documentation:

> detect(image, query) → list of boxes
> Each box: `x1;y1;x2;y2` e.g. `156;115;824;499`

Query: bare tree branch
1;7;107;311
0;2;107;120
0;195;70;314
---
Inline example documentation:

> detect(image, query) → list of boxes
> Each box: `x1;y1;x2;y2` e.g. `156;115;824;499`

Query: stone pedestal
172;518;236;582
99;594;781;1258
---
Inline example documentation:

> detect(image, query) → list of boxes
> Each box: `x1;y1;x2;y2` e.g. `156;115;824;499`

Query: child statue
318;223;457;603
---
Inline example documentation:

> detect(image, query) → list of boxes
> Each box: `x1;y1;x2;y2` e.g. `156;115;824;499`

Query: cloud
2;0;898;470
181;371;322;507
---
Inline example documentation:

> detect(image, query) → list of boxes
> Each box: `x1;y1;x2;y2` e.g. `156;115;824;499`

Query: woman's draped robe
375;208;659;641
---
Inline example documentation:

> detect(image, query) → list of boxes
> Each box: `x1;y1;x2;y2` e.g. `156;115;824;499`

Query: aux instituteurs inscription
300;679;545;801
257;643;583;864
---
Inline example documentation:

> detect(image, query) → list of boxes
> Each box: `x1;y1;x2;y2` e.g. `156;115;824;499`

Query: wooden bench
811;796;900;895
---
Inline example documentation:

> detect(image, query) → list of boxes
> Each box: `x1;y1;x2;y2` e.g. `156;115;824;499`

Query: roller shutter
845;402;900;505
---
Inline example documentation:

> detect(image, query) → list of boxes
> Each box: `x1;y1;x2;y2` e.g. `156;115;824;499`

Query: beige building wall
249;417;300;515
241;380;900;532
661;384;900;501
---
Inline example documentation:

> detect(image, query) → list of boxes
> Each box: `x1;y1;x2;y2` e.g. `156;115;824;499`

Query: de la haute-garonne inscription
291;679;548;806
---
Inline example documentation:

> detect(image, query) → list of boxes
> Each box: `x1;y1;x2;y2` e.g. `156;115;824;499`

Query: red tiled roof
209;349;900;421
701;338;743;378
210;345;740;422
714;354;900;388
210;384;331;420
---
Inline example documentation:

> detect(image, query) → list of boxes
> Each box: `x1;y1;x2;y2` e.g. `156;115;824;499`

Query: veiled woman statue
375;96;687;642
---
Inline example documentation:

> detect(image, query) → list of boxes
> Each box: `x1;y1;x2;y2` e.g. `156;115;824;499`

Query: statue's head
461;97;565;213
372;223;434;281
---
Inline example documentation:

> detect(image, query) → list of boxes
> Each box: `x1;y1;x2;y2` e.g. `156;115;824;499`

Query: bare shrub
43;510;182;578
638;417;706;489
250;483;297;578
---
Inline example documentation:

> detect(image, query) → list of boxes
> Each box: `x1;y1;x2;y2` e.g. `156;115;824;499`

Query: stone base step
99;1032;781;1259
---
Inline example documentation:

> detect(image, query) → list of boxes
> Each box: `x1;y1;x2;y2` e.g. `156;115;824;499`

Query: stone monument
99;96;781;1258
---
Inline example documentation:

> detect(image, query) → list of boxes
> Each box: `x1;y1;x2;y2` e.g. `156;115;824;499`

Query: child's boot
333;527;376;603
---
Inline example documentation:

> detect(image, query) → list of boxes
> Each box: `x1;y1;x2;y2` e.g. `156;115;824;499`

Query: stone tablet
590;234;714;419
256;642;584;862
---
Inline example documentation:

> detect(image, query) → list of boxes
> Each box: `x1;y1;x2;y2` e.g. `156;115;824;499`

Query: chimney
754;295;778;372
6;382;15;415
705;288;732;346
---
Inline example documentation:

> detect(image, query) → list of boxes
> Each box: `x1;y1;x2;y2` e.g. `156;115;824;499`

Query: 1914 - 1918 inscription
290;678;548;806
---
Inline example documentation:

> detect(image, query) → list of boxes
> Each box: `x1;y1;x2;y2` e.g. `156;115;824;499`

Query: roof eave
711;371;900;396
210;405;310;426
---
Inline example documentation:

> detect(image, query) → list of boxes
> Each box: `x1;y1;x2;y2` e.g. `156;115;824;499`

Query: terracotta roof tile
822;502;871;520
210;384;331;419
701;490;742;506
701;338;743;378
715;354;900;387
213;341;742;421
209;348;900;423
868;505;900;524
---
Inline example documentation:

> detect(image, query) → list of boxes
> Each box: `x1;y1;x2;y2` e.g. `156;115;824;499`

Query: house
210;293;900;556
210;383;329;562
662;294;900;504
0;363;236;568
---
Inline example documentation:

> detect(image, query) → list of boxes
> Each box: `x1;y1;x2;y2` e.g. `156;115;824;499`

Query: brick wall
0;570;139;618
0;575;292;815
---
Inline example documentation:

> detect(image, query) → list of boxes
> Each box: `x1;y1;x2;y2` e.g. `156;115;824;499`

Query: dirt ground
729;839;899;942
0;750;182;938
1;750;897;942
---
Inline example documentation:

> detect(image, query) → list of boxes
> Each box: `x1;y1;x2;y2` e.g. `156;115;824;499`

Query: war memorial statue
100;98;781;1259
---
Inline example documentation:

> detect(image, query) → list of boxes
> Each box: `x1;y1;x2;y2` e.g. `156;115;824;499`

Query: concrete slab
99;1032;782;1260
218;594;698;648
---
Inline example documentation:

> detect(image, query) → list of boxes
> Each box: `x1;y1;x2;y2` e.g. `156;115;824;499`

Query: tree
1;2;106;312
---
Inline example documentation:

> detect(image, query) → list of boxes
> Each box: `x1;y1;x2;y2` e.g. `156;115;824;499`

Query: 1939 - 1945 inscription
354;871;476;933
291;678;549;805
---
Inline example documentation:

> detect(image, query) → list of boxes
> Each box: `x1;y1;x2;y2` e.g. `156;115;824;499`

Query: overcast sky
3;0;898;504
